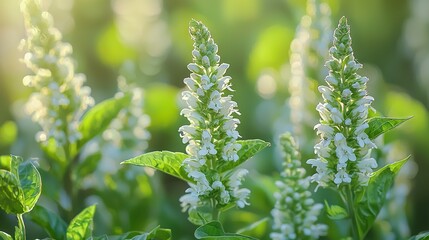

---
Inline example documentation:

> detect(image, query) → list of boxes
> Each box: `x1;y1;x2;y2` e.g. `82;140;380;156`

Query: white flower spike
307;16;378;189
271;133;327;240
20;0;94;147
179;20;249;214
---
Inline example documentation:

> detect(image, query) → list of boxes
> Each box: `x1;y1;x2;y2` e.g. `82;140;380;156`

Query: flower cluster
307;17;377;189
20;0;94;147
271;133;327;240
104;76;150;154
179;20;249;213
94;75;151;174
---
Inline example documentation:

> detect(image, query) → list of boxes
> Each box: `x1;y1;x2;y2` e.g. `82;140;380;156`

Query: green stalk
17;214;26;240
62;121;80;220
211;199;220;221
343;185;361;240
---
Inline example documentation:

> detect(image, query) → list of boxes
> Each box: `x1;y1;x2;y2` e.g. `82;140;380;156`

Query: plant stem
211;199;220;221
62;134;80;220
344;185;361;240
17;214;26;240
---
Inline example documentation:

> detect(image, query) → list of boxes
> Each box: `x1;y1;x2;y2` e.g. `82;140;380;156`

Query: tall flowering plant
20;0;94;148
307;17;411;239
271;133;327;240
179;19;253;214
122;20;269;238
19;0;133;218
7;0;170;239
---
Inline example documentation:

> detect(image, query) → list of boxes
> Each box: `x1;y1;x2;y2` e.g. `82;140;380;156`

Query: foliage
0;0;427;239
124;19;270;238
0;155;41;215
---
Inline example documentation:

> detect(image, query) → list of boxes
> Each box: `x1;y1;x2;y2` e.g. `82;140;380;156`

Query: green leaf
146;226;171;240
355;156;410;237
0;156;41;214
195;221;224;238
93;227;171;240
236;217;269;236
188;207;213;226
76;152;102;179
93;232;142;240
27;205;67;240
40;138;67;165
78;94;131;148
18;160;42;212
14;226;23;240
366;117;411;140
10;155;23;178
0;231;13;240
0;170;25;214
121;151;194;183
409;231;429;240
195;221;257;240
92;235;109;240
325;202;348;220
218;139;270;173
66;205;96;240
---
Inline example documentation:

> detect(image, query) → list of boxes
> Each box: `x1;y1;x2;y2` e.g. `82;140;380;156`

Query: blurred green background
1;0;429;239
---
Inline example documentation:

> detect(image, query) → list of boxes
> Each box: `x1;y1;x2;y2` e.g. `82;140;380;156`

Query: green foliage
66;205;96;240
93;226;171;240
366;117;412;140
0;231;13;240
194;221;257;240
121;151;194;183
354;156;410;237
75;152;102;181
187;206;213;226
325;202;348;220
218;139;270;172
40;138;67;166
236;218;269;236
78;94;132;149
145;226;171;240
409;231;429;240
18;160;42;212
27;205;68;240
2;0;422;238
14;225;24;240
0;169;25;214
0;155;41;214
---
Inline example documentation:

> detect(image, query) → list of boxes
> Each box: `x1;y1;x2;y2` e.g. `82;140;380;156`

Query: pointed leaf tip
355;155;410;237
366;116;412;140
325;202;348;220
218;139;270;173
121;151;193;183
77;94;131;149
66;205;96;240
195;221;224;238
